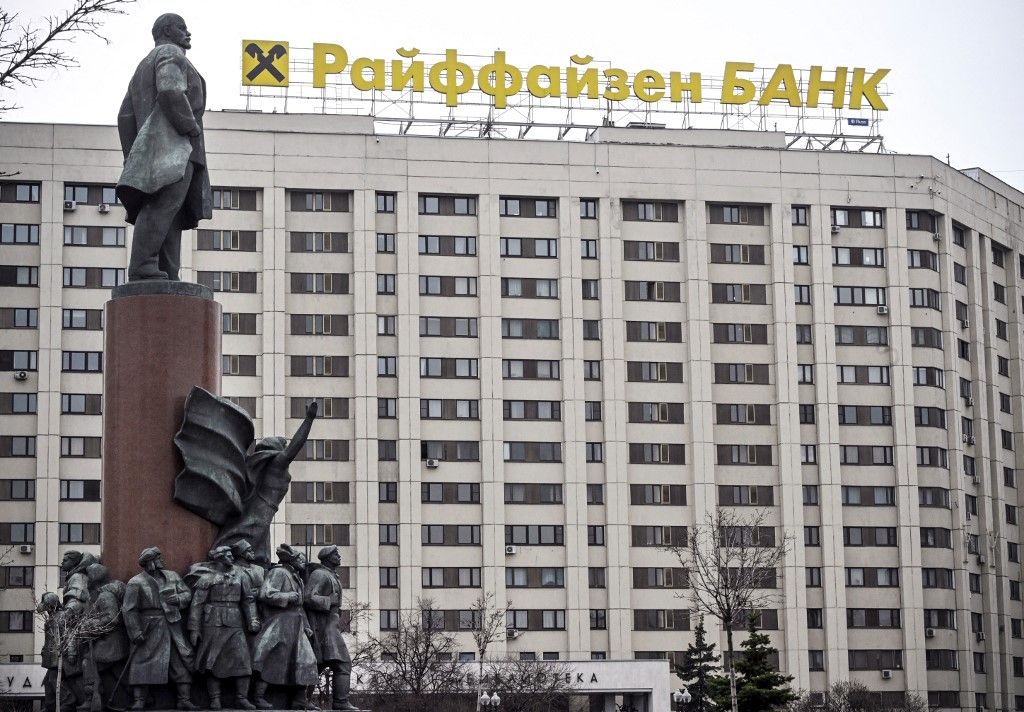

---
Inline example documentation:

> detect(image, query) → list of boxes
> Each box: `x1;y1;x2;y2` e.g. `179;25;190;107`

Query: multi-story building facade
2;113;1024;709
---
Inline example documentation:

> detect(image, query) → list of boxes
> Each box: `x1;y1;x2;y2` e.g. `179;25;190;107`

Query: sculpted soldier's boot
129;687;146;711
206;678;221;711
253;681;273;710
235;677;256;710
175;683;198;711
289;688;311;710
331;669;358;711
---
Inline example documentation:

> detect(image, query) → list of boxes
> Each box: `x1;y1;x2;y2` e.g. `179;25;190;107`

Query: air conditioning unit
98;203;111;214
925;628;936;638
976;631;986;642
933;233;942;242
880;669;893;680
977;554;986;564
13;370;28;382
831;224;841;235
967;436;975;445
965;397;974;407
876;305;889;315
19;544;32;555
425;458;440;469
504;545;517;556
961;319;970;329
505;628;521;640
63;200;76;211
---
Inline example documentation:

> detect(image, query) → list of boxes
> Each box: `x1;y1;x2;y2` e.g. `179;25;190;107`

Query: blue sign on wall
847;118;870;127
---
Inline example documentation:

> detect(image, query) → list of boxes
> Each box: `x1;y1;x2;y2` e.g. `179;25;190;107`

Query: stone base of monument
102;280;221;582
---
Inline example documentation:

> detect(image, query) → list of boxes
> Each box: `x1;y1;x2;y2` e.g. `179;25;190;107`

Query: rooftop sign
241;41;890;111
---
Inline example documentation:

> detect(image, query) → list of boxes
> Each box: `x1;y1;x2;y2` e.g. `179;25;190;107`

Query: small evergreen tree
673;617;721;711
710;618;797;712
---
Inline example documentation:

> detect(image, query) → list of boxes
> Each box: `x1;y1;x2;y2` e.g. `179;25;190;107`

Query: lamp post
479;691;501;707
673;687;692;707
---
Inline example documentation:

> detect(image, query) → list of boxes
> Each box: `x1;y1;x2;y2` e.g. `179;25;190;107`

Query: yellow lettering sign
312;43;348;89
242;45;890;113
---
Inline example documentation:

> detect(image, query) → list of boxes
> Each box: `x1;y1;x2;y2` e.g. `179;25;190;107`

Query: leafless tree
0;0;134;113
34;594;118;708
481;657;579;712
664;507;792;712
468;592;510;712
789;680;928;712
361;598;468;712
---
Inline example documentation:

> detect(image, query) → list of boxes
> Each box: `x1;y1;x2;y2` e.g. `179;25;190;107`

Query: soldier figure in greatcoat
251;544;318;710
304;546;357;711
81;563;129;712
122;547;196;710
187;546;260;710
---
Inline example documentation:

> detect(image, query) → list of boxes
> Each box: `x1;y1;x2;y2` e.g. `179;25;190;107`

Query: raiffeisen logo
242;40;289;86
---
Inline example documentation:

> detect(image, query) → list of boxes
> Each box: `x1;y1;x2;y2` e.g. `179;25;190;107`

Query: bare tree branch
0;0;134;113
663;507;792;712
361;598;466;711
482;657;579;712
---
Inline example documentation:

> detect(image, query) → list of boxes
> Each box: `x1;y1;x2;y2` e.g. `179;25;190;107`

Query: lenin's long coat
251;566;317;686
116;42;211;230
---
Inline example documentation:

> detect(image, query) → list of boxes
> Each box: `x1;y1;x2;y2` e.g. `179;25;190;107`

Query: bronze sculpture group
41;541;357;711
40;386;356;710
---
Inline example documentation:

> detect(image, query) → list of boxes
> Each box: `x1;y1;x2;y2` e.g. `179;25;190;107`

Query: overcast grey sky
5;0;1024;189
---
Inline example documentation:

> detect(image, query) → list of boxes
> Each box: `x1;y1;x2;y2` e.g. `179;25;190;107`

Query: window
376;233;396;253
587;484;604;504
378;315;396;336
803;485;819;505
377;357;397;377
62;351;102;372
995;282;1007;304
583;361;601;381
499;198;520;216
2;224;39;244
379;524;399;545
834;286;886;306
806;568;821;587
792;245;809;265
794;285;811;304
799;404;815;424
949;263;967;288
792;206;808;226
376;192;396;213
908;287;941;310
377;274;396;295
13;183;40;202
809;650;824;671
581;239;598;258
797;364;814;384
582;280;599;299
379;567;398;588
379;482;397;503
581;198;597;218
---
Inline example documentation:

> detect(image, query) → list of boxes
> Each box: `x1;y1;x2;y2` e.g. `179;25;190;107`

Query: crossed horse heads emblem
245;43;287;83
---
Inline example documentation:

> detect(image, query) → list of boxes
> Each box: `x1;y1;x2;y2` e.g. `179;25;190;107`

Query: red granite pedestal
101;281;222;583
